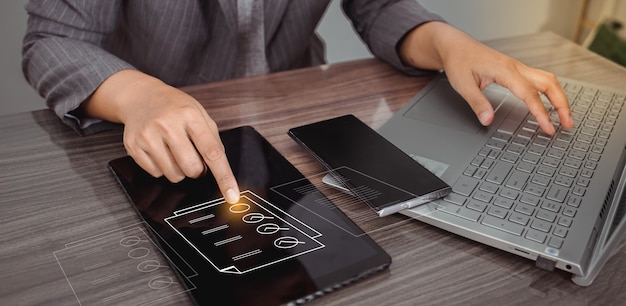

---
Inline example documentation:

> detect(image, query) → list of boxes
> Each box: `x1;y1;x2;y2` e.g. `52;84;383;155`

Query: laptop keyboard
436;81;625;250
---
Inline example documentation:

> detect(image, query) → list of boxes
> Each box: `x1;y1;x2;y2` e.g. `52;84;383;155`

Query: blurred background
2;0;625;116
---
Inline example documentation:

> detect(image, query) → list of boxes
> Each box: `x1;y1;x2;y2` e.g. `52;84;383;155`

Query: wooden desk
1;32;625;305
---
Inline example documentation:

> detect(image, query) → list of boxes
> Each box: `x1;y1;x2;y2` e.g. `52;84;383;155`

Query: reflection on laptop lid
378;74;626;286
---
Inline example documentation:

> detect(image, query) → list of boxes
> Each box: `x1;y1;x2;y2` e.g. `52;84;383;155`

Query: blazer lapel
264;0;288;42
218;0;237;31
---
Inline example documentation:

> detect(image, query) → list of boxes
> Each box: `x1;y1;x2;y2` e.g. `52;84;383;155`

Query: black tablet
108;126;391;306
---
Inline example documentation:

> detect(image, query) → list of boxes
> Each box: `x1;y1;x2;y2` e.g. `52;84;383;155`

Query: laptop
377;74;626;286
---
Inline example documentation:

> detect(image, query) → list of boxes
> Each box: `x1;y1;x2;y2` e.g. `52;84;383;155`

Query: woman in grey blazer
22;0;572;204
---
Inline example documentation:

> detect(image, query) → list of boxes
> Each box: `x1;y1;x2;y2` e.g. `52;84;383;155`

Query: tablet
108;126;391;305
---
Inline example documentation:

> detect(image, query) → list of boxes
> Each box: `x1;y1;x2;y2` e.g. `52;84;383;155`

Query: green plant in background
588;20;626;67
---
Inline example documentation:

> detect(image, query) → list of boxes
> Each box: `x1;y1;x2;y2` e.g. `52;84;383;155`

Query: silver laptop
377;74;626;286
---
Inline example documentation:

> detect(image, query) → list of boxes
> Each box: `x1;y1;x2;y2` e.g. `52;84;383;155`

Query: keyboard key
556;133;573;143
471;156;484;166
548;237;564;249
436;202;480;222
509;212;530;226
515;203;535;216
486;139;506;150
536;209;557;222
531;174;551;186
581;169;594;178
524;183;546;197
499;188;520;200
505;171;529;190
572;142;590;152
527;145;546;156
487;206;508;219
480;159;495;169
533;137;551;147
507;144;526;155
473;168;488;179
478;147;491;157
566;196;582;208
572;186;586;196
563;158;582;169
567;150;586;160
531;219;552;233
500;152;519;164
547;149;566;159
546;185;568;202
551;140;569;151
486;162;512;185
494;197;515;209
479;182;499;194
526;229;547;243
553;175;574;187
541;201;562;213
487;149;500;160
541;157;560;168
520;194;541;206
512;136;530;146
492;131;512;142
576;177;590;187
464;165;478;176
522;154;541;164
443;193;467;206
483;215;524;236
467;200;488;212
473;191;493;203
452;176;479;196
517;130;534;139
537;166;556;177
563;207;577;217
584;160;598;170
516;161;535;173
553;226;568;238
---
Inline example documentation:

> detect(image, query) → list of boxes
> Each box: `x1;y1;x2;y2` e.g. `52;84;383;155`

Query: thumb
449;78;495;126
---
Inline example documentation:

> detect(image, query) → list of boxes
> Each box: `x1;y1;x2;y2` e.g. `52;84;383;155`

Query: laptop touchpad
403;80;508;134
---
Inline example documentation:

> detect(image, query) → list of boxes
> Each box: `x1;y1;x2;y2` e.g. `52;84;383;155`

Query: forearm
22;0;130;134
342;0;445;75
78;69;166;124
399;21;480;71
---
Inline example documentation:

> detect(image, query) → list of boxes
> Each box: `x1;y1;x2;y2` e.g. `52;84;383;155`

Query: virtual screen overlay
54;179;412;305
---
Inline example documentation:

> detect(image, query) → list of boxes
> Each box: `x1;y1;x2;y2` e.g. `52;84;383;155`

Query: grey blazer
22;0;443;134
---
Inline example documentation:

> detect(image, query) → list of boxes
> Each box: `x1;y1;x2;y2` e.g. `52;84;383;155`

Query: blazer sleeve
341;0;446;76
22;0;134;135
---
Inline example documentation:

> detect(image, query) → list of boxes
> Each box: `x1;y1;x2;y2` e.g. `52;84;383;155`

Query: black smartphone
288;115;451;216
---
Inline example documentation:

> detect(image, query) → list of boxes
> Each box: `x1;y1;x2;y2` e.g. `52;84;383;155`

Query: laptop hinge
535;256;557;271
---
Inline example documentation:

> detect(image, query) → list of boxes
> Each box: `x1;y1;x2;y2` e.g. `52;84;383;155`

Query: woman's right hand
80;69;240;203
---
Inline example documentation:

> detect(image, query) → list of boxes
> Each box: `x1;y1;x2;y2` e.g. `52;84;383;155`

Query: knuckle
177;104;202;122
204;144;226;163
545;72;558;82
182;160;206;178
165;171;185;183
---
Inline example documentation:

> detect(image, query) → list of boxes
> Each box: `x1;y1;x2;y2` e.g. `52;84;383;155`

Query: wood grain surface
1;32;625;305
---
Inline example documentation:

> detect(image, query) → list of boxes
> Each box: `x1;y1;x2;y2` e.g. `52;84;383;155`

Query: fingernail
225;188;239;204
478;112;491;126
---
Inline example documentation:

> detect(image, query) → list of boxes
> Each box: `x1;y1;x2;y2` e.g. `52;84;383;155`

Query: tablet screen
108;126;391;305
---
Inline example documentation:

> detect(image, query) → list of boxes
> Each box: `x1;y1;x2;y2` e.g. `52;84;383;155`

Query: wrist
399;21;476;71
81;69;165;124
